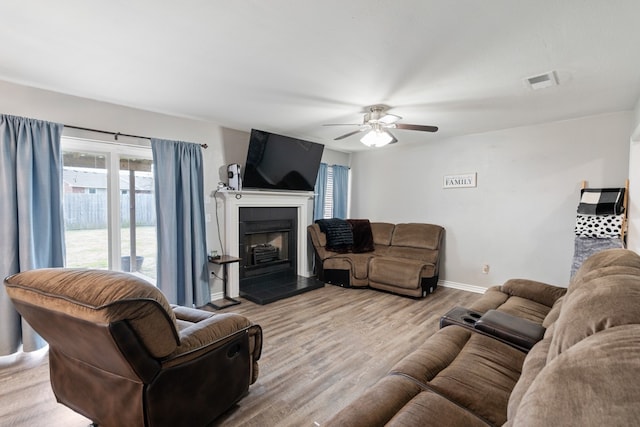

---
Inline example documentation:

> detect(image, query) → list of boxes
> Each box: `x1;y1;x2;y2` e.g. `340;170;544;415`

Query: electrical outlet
482;264;490;274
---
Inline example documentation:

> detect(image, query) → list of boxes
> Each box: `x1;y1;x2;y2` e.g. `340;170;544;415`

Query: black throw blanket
316;218;353;252
347;219;375;253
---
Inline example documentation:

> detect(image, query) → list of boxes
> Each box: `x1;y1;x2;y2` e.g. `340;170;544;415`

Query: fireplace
239;207;297;283
218;190;324;304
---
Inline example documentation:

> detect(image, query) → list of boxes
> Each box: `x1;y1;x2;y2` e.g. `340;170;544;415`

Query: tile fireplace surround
217;189;315;298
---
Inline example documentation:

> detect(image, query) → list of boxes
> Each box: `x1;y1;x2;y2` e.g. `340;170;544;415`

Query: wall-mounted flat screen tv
242;129;325;192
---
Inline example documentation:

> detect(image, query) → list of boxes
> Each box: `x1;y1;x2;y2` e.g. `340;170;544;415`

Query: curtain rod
64;124;208;149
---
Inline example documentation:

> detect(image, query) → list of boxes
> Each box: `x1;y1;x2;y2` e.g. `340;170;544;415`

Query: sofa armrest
468;286;510;313
176;313;252;350
500;278;567;308
170;308;263;383
171;304;216;323
164;311;258;366
475;309;545;351
247;324;263;383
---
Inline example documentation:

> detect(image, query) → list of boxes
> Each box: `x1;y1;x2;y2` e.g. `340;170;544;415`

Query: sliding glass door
62;138;156;281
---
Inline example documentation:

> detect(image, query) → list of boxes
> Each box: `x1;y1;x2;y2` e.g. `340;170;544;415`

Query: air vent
525;71;558;90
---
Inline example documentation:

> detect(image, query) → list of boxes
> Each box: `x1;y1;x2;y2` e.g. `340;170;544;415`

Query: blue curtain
151;138;209;307
0;114;64;355
332;164;349;219
313;163;328;221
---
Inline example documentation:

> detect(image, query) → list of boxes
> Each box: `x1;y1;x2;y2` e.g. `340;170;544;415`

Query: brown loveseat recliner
4;268;263;427
326;248;640;426
308;221;444;298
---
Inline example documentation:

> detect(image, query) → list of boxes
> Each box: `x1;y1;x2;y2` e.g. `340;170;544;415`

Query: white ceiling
1;0;640;152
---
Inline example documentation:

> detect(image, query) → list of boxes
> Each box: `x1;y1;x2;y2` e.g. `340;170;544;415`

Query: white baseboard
439;280;487;294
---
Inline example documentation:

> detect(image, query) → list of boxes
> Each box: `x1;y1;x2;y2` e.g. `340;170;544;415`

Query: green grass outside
65;226;157;279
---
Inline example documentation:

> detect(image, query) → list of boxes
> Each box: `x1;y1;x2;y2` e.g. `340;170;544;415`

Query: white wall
350;112;632;289
321;148;351;167
628;98;640;252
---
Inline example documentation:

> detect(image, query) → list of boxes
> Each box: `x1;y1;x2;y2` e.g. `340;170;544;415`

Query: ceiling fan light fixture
360;129;393;147
379;113;401;124
327;104;437;145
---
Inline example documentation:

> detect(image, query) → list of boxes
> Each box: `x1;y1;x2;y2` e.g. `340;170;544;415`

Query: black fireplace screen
239;207;297;281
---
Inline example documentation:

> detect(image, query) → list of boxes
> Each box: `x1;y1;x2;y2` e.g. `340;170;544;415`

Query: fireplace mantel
218;189;315;298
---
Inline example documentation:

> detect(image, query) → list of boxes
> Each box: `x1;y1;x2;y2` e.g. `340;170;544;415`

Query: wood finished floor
0;284;481;427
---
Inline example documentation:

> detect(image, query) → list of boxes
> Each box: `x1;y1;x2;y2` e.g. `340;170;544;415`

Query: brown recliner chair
4;268;262;427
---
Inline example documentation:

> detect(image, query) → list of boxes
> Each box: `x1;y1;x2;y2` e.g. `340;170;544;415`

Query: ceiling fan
324;105;438;147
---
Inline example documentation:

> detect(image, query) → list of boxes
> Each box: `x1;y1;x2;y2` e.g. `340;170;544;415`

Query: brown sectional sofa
326;248;640;426
308;221;444;298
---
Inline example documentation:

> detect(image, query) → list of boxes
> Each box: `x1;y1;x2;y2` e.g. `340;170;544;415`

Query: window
323;165;334;218
62;138;156;281
320;165;350;219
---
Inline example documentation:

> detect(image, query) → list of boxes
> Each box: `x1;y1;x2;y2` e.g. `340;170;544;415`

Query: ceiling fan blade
387;131;398;145
334;129;364;140
395;123;439;132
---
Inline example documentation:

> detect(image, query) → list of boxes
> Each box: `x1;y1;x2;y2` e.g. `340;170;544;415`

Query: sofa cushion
388;245;439;264
391;223;443;250
371;222;395;246
390;326;525;426
325;373;490;427
500;278;567;308
468;286;510;313
387;388;492;427
468;281;563;325
511;325;640;426
547;268;640;362
569;247;640;292
507;337;552;420
489;296;551;324
325;374;421;427
369;257;435;290
541;296;564;329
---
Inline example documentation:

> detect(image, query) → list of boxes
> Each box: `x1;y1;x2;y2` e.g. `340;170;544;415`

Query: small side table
208;255;242;309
